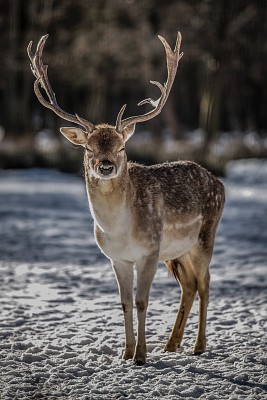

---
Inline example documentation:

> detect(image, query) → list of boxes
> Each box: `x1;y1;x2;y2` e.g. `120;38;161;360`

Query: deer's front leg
134;256;158;365
112;262;135;360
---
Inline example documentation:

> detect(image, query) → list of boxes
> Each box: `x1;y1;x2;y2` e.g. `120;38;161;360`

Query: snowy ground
0;159;266;400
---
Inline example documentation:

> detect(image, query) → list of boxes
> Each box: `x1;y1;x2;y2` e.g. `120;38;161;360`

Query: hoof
193;346;205;355
164;341;179;353
193;349;204;356
194;338;206;355
194;342;206;355
122;351;134;360
134;358;145;366
122;345;135;360
133;351;146;365
133;345;146;365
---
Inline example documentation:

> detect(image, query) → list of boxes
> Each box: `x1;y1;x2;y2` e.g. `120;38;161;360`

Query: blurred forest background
0;0;267;174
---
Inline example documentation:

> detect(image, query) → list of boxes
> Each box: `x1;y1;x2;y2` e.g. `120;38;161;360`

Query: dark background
0;0;266;173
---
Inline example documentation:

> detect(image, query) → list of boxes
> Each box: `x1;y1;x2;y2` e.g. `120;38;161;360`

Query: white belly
96;214;202;264
159;215;202;261
97;232;150;264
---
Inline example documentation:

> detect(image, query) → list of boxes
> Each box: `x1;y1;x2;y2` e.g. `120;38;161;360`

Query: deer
27;32;225;365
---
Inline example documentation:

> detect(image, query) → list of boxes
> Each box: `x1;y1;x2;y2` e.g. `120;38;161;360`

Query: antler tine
28;35;95;133
116;31;183;133
115;104;127;134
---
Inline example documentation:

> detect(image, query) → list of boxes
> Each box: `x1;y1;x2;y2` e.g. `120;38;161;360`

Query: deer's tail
165;258;185;283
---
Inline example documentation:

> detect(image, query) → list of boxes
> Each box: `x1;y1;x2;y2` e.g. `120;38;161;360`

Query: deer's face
60;124;135;180
85;126;126;180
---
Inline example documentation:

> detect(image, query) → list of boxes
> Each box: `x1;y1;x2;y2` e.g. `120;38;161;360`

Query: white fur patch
159;215;202;261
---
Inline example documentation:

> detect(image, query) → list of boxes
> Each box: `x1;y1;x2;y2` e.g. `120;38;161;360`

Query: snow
0;160;266;399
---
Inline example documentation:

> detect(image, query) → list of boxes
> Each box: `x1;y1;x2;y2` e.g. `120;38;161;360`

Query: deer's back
128;160;224;217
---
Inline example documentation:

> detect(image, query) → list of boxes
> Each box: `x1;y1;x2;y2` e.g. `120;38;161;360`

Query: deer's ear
122;124;135;142
60;127;87;146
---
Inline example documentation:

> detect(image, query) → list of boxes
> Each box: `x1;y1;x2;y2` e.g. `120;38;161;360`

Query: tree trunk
199;70;222;148
162;98;183;139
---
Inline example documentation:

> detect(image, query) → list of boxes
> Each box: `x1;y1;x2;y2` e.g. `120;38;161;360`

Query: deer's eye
118;147;125;153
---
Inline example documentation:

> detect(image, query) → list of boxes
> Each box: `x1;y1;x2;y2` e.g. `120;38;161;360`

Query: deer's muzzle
97;160;116;177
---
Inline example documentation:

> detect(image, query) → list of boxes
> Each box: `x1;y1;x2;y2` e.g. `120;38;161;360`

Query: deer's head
27;33;183;180
60;124;134;179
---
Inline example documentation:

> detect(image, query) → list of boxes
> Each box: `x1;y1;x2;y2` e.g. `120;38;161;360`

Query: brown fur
81;125;225;363
28;32;224;364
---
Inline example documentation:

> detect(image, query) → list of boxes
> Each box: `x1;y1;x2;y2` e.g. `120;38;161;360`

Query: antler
116;31;183;133
27;34;95;133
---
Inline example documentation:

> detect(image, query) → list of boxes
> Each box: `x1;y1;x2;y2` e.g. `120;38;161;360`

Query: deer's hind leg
189;243;212;355
164;253;197;352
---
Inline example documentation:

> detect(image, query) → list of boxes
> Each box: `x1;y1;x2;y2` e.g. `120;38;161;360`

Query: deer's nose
98;160;115;176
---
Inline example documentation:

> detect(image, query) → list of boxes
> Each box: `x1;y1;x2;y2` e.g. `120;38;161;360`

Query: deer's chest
94;223;148;264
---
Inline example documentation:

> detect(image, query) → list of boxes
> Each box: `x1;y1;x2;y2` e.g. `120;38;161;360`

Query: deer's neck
85;165;130;232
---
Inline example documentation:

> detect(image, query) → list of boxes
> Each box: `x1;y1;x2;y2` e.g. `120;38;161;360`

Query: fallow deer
27;32;225;365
